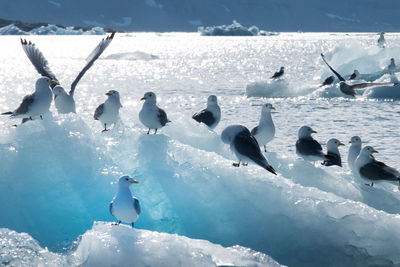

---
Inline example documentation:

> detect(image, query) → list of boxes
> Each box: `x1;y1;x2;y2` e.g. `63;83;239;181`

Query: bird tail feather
1;112;12;115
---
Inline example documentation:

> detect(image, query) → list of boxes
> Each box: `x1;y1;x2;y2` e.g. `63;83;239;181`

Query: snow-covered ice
2;33;400;266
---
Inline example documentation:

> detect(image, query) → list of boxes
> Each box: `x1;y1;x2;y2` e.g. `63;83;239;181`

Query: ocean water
1;32;400;266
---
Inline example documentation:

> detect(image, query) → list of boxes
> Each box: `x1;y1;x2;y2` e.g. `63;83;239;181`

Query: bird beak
140;97;146;101
131;180;139;184
105;92;112;96
270;106;276;110
339;142;345;146
312;130;317;134
54;95;57;100
372;149;379;153
349;141;352;144
51;80;59;86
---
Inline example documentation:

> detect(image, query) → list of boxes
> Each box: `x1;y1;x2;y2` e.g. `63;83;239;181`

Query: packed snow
2;33;400;266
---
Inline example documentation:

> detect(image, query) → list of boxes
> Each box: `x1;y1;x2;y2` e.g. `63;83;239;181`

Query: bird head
349;136;361;145
207;95;218;106
141;92;156;102
298;125;317;139
327;138;345;150
262;103;275;113
118;175;139;187
361;146;378;157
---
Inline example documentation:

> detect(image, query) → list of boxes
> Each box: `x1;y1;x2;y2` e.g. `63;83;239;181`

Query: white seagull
20;31;115;114
355;146;400;187
377;32;386;48
94;90;122;132
251;103;276;152
221;124;276;175
192;95;221;129
295;126;326;162
1;76;54;123
322;138;345;167
348;136;362;172
388;58;396;75
109;175;141;228
139;92;170;134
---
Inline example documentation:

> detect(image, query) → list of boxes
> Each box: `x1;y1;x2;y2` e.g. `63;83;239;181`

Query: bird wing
158;108;169;126
20;39;57;81
109;202;114;216
322;152;342;167
349;73;356;80
350;82;398;90
233;131;277;175
320;53;345;82
69;31;116;95
133;197;141;215
296;138;324;156
250;125;259;136
14;94;35;116
94;103;104;120
192;109;215;126
359;160;399;181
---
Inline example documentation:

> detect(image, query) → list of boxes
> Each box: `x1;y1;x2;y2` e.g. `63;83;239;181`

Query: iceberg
198;20;278;36
0;23;106;35
0;223;283;267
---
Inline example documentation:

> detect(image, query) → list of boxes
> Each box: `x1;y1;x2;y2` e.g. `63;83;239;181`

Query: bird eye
125;178;129;181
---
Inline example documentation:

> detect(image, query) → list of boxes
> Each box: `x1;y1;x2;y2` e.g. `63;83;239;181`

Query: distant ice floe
0;223;283;267
0;24;106;35
198;20;279;36
105;51;159;60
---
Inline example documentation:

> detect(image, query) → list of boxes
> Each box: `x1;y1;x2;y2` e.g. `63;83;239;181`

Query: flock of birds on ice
1;31;399;227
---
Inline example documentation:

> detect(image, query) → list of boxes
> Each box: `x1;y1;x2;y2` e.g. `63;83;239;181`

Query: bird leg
154;128;158;134
242;162;248;166
131;222;135;228
264;145;267;152
40;115;43;120
232;161;241;167
147;128;150;135
102;124;109;132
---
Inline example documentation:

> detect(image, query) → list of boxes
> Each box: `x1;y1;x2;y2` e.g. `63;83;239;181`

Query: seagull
349;70;360;80
348;136;362;172
322;138;345;167
251;103;275;152
1;77;54;123
221;125;276;175
271;66;284;79
388;58;396;75
321;53;397;96
109;175;141;228
296;126;326;162
192;95;221;129
320;76;335;87
139;92;170;134
94;90;122;132
355;146;400;187
378;32;386;48
21;31;116;113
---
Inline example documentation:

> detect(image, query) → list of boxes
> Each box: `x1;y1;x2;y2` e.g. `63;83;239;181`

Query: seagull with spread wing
320;53;397;96
21;31;116;113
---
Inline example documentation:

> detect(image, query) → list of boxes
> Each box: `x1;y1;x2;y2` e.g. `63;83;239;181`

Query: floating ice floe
198;20;278;36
